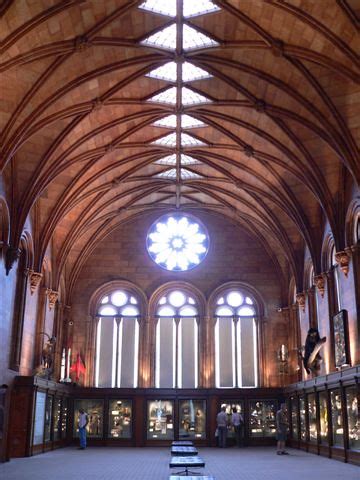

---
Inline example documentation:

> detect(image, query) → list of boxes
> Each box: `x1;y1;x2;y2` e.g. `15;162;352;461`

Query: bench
169;456;205;476
172;441;194;447
171;446;198;456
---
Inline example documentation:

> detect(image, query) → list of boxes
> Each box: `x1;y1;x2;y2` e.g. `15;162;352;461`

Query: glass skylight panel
152;132;177;146
157;168;177;179
148;87;177;104
183;0;221;18
139;0;176;17
182;24;219;50
147;62;177;82
154;115;177;128
181;87;211;105
155;154;201;165
181;115;206;128
181;132;206;146
182;62;212;82
156;168;203;180
142;24;177;50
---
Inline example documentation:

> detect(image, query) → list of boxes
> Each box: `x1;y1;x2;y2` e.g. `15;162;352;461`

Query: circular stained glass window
146;213;209;271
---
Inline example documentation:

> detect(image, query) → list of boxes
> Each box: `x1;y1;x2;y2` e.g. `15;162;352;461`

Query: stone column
10;265;30;371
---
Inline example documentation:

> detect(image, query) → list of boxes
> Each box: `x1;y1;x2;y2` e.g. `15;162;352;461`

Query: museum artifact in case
73;399;104;438
147;399;174;440
307;393;317;443
330;390;343;447
179;399;206;439
319;391;328;444
299;396;306;441
346;386;359;451
108;399;132;438
290;396;298;439
249;400;276;437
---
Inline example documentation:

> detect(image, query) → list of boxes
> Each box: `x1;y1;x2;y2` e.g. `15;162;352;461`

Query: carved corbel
5;246;21;275
296;293;306;312
335;250;351;277
314;274;326;297
29;271;43;294
47;289;59;310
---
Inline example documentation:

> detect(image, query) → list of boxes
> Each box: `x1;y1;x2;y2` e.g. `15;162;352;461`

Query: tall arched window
155;290;199;388
214;290;258;388
95;290;140;388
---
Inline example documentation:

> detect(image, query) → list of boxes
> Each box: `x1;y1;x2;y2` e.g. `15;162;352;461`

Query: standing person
216;406;228;448
78;408;88;450
231;407;244;447
276;403;289;455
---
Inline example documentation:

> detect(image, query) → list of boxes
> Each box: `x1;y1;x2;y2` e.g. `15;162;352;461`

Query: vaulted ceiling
0;0;359;297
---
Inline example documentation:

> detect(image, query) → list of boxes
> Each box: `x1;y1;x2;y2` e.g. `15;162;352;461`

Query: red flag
70;353;86;381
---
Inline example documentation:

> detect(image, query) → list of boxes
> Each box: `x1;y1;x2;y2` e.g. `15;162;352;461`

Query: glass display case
74;399;104;438
108;399;132;439
318;391;328;444
44;395;53;443
345;386;359;451
220;401;244;440
61;397;68;439
53;397;62;441
147;399;174;440
179;399;206;440
307;393;317;443
290;396;298;439
249;400;276;437
33;391;46;446
299;396;306;441
330;389;343;447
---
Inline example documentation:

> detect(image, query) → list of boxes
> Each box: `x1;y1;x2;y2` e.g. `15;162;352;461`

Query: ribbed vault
0;0;359;300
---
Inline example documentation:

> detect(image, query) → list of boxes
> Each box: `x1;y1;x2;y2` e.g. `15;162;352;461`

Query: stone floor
0;447;359;480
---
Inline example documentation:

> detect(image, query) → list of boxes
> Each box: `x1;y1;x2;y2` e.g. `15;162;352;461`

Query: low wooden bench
169;456;205;476
172;441;194;447
171;446;198;456
169;477;215;480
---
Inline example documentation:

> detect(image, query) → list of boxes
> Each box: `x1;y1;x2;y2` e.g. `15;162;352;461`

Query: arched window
214;290;258;388
331;246;341;312
155;290;199;388
95;290;140;388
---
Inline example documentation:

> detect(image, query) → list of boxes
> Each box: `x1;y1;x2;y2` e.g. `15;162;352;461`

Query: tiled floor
0;447;358;480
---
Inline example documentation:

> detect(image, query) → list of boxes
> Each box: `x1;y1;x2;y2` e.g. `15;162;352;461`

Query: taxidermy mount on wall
302;328;326;376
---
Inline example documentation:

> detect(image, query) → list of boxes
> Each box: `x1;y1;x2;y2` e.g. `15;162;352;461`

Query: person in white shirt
216;406;228;448
78;409;88;449
231;407;244;447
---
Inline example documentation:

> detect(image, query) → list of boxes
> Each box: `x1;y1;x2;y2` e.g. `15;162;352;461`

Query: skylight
152;132;177;146
182;24;219;50
139;0;176;17
148;87;177;104
142;23;218;51
182;87;211;105
148;86;211;105
142;24;177;50
155;154;201;166
156;168;203;180
183;0;220;18
153;115;205;129
152;132;207;147
147;62;211;83
181;133;207;146
139;0;220;18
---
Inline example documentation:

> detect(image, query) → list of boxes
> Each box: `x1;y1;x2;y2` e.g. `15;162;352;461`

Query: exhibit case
147;399;174;440
318;391;328;445
220;401;244;441
249;400;276;437
33;391;47;446
179;399;206;439
61;397;68;439
53;397;62;441
44;395;53;444
307;393;317;443
330;389;343;447
73;399;104;438
108;399;132;438
290;396;298;440
299;396;306;441
346;386;359;451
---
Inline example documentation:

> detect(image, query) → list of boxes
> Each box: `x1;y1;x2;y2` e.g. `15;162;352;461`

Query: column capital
335;250;351;277
47;289;59;310
29;270;43;295
314;274;326;297
295;292;306;311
